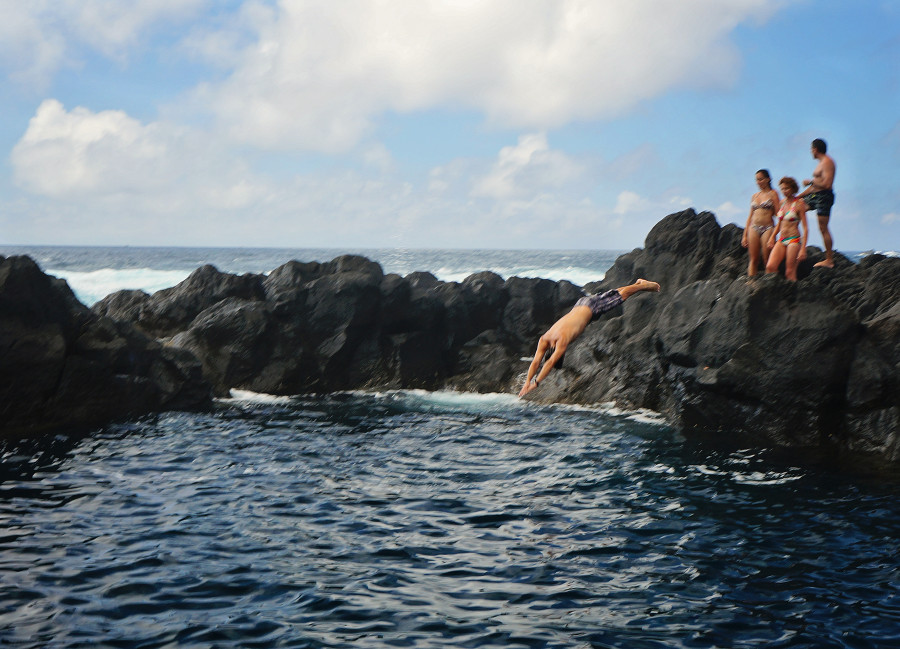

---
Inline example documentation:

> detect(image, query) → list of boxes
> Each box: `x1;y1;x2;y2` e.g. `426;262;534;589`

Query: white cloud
13;99;164;196
614;190;648;215
67;0;208;58
716;201;744;221
0;0;207;87
0;1;66;87
615;189;692;217
472;133;583;199
882;213;900;225
6;99;437;247
11;99;268;211
3;0;784;151
6;101;672;249
178;2;274;70
667;195;694;209
360;142;396;174
201;0;782;152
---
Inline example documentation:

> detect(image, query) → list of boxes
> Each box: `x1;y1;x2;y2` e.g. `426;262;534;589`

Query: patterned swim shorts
574;289;623;320
805;189;835;217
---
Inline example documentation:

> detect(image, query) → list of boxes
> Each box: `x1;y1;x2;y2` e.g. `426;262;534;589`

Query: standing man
798;138;836;268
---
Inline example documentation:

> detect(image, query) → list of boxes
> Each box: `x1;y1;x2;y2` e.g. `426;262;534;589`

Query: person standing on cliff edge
797;138;836;268
518;279;660;397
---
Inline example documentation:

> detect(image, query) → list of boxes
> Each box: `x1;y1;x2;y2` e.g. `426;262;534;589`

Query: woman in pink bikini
766;176;808;281
741;169;780;276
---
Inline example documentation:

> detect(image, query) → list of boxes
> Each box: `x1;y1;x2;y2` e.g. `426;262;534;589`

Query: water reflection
1;392;898;648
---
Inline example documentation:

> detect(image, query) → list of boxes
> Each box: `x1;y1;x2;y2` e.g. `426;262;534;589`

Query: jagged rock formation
93;256;583;397
0;255;212;439
531;210;900;462
7;208;899;464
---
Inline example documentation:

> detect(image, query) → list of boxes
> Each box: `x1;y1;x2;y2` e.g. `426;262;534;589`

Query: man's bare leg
617;278;661;300
813;215;834;268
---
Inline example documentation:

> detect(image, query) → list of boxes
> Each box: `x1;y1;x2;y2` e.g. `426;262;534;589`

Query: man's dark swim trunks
575;289;623;320
805;189;835;217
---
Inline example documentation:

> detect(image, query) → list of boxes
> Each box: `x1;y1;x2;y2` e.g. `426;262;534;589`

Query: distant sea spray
0;246;624;307
1;245;886;307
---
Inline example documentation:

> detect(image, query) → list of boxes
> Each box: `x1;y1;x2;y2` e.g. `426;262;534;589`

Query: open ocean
1;245;899;648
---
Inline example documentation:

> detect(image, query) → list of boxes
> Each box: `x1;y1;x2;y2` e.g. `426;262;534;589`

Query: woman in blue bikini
741;169;780;276
766;176;808;281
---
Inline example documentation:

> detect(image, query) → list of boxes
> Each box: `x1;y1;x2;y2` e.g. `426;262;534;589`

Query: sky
1;0;898;252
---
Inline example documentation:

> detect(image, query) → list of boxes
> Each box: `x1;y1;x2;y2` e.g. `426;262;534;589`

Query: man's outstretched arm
519;305;593;396
518;279;660;397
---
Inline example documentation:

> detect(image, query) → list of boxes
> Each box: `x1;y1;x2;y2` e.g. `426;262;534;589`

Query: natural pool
2;391;898;648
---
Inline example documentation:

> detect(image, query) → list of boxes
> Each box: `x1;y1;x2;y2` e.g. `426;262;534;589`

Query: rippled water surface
2;391;899;648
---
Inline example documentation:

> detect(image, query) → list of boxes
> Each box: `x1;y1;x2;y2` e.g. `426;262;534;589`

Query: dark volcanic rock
94;264;266;338
80;207;900;464
534;209;900;462
170;298;277;396
1;255;212;439
97;256;578;399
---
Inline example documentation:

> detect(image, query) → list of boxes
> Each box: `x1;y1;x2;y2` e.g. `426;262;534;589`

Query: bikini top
778;199;801;223
751;198;775;211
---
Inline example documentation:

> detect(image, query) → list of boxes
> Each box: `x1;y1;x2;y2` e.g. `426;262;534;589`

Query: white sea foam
439;266;604;287
368;389;526;415
215;385;672;427
731;471;803;485
625;409;669;425
368;390;670;426
47;267;192;307
854;250;899;260
589;402;669;425
47;263;607;307
222;389;294;404
381;390;671;426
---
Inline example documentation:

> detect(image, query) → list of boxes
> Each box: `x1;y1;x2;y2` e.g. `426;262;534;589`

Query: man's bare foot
636;278;661;292
813;260;834;268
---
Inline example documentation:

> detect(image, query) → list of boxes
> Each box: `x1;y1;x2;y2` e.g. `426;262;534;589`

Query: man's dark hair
812;138;827;154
